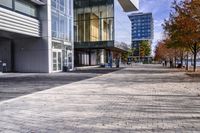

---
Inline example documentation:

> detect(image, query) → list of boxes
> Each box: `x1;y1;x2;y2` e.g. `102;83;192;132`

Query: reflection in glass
51;0;73;42
15;0;37;17
74;0;114;42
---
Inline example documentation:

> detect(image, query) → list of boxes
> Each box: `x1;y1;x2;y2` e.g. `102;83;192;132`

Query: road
0;65;200;132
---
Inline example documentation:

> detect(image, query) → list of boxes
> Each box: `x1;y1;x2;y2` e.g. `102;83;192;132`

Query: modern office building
0;0;74;73
74;0;139;67
129;12;153;57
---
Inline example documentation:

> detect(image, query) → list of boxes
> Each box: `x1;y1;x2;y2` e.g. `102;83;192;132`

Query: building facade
0;0;74;73
129;12;153;57
51;0;74;72
74;0;139;67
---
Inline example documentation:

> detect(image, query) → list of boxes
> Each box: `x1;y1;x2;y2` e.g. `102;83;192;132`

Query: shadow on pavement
0;68;121;102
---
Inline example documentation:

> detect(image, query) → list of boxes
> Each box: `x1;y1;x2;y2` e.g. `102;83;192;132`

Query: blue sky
139;0;174;53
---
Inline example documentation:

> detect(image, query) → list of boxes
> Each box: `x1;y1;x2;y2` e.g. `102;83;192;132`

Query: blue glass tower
129;12;153;57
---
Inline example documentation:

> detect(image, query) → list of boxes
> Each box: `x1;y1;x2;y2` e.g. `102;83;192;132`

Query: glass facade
129;13;153;40
51;0;73;71
0;0;37;17
129;13;153;56
132;41;141;56
51;0;73;42
74;0;134;67
74;0;114;42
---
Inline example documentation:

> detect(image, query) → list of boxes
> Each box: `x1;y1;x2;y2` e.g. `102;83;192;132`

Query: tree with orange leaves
154;39;176;66
163;0;200;72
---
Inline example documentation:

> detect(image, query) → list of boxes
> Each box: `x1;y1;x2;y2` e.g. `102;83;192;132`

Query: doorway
52;50;62;72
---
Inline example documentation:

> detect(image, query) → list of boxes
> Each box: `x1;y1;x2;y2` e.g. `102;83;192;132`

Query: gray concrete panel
14;38;49;73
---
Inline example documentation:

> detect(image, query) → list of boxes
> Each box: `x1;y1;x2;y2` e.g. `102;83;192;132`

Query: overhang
74;41;114;49
74;41;129;52
118;0;139;12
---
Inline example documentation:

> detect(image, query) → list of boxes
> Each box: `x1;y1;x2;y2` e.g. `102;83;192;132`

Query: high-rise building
0;0;74;73
74;0;139;67
129;12;153;57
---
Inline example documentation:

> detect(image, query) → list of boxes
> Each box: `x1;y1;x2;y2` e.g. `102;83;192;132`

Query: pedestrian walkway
0;65;200;132
0;68;119;102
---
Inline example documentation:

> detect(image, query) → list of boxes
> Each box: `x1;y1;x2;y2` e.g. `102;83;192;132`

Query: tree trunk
175;56;177;68
193;44;197;72
186;52;189;71
193;52;197;72
180;51;183;68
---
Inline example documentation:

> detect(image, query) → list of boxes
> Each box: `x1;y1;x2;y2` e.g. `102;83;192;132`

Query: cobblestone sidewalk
0;65;200;133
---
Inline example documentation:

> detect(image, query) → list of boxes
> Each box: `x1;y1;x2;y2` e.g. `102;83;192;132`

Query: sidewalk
0;65;200;132
0;68;119;102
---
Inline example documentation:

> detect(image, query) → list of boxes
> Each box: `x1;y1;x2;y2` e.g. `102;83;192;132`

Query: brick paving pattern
0;65;200;133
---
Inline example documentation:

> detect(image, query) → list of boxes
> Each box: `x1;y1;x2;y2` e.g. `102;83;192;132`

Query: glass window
52;42;62;49
15;0;37;17
52;0;57;9
52;12;59;38
51;0;73;42
0;0;12;8
69;18;72;42
69;0;72;16
59;0;65;12
53;52;57;71
58;52;62;70
59;15;65;39
91;19;99;41
64;17;69;41
74;0;114;42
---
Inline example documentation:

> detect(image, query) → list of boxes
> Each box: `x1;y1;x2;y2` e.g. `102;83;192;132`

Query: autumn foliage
155;0;200;71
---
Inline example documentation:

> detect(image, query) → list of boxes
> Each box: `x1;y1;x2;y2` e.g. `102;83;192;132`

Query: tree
154;41;167;61
139;40;151;57
163;0;200;71
154;39;176;64
121;48;135;62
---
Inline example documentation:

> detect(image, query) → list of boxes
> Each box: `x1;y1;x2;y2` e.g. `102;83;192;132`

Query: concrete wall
12;0;51;73
0;40;11;71
14;38;49;73
39;0;52;73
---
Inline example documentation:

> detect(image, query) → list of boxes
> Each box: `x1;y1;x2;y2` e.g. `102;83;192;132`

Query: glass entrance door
53;51;62;72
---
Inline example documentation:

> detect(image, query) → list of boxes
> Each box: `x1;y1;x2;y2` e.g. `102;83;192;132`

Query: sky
139;0;174;54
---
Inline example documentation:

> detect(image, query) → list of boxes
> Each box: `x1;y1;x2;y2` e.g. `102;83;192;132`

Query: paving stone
0;65;200;132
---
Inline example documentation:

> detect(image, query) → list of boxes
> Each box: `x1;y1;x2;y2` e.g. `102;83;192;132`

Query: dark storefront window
74;0;114;42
